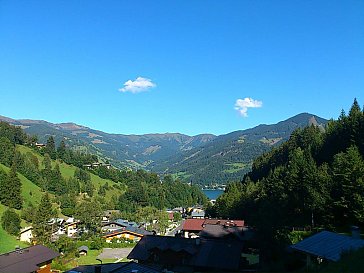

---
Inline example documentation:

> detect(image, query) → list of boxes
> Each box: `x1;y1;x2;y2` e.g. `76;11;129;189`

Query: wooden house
0;245;59;273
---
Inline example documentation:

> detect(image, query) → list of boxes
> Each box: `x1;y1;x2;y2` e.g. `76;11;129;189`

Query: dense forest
214;99;364;267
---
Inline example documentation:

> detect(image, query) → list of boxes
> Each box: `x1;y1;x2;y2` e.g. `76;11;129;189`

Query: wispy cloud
235;97;263;117
119;77;156;93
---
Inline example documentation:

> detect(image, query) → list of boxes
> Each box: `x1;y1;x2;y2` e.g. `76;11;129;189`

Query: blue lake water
202;189;224;200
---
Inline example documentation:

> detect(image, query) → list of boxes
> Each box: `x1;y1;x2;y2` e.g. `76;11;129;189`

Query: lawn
0;204;28;254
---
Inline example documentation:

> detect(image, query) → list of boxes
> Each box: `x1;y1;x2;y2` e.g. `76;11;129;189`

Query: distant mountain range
0;113;328;185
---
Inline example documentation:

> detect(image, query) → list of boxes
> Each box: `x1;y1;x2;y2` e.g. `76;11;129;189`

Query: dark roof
128;235;243;271
0;245;60;273
78;245;89;252
66;261;161;273
198;224;247;240
203;219;245;227
291;231;364;261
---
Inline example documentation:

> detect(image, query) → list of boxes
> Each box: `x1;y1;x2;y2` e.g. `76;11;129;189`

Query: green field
223;162;247;174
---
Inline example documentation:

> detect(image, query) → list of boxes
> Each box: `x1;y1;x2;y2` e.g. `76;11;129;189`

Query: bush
1;208;21;235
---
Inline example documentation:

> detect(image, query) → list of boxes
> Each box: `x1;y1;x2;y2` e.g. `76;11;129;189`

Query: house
290;230;364;267
35;143;46;148
65;261;161;273
19;226;33;243
78;245;89;256
103;226;153;243
0;245;60;273
65;221;78;237
191;208;205;219
181;219;205;238
127;235;245;272
101;219;139;233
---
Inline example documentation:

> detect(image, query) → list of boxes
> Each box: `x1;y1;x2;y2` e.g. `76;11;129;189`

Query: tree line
213;99;364;266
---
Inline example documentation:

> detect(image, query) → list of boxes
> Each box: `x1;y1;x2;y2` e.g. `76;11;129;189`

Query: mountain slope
0;113;328;185
0;115;216;169
151;113;328;185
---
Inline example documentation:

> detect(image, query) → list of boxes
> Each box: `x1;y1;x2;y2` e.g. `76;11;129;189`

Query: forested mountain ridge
0;115;216;169
152;113;327;185
216;99;364;231
0;113;327;185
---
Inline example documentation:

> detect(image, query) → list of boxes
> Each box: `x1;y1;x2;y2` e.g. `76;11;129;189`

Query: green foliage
0;136;14;166
217;99;364;266
45;136;57;160
0;162;22;209
1;208;21;235
74;199;102;236
33;193;56;244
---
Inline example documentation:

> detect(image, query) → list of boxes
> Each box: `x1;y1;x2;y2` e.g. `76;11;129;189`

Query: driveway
97;248;134;260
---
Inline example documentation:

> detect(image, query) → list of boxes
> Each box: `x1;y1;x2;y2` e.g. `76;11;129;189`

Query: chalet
101;218;138;233
64;220;78;237
0;245;60;273
35;143;46;148
127;235;245;272
291;230;364;268
103;226;153;243
19;226;33;243
66;261;160;273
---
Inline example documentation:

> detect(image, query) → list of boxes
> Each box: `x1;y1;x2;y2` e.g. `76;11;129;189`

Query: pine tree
1;162;22;209
57;140;66;161
33;193;54;244
45;136;56;159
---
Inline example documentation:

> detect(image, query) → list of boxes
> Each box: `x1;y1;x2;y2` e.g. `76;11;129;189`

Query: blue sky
0;1;363;136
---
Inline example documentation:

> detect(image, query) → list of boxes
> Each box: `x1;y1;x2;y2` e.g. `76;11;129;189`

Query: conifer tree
33;193;55;244
1;162;22;209
45;136;56;159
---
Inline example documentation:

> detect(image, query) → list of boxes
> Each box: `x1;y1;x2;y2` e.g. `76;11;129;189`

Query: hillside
0;113;327;185
0;115;216;169
151;113;328;185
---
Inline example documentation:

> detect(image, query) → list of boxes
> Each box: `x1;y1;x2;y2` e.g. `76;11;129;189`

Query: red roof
182;219;206;231
182;219;245;232
204;219;244;227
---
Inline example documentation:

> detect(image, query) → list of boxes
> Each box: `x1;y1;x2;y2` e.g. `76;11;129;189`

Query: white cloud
119;77;156;93
235;97;263;117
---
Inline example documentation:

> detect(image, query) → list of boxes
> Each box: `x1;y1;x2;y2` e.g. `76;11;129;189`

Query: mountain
150;113;328;185
0;115;216;169
0;113;327;185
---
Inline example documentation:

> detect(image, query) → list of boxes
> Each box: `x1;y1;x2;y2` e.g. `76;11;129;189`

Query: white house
19;226;33;243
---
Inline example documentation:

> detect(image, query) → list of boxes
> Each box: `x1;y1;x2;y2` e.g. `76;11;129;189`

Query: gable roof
128;235;243;271
0;245;60;273
181;219;205;231
291;231;364;261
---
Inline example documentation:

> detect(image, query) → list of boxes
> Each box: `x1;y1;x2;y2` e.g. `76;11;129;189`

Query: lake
202;189;224;200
